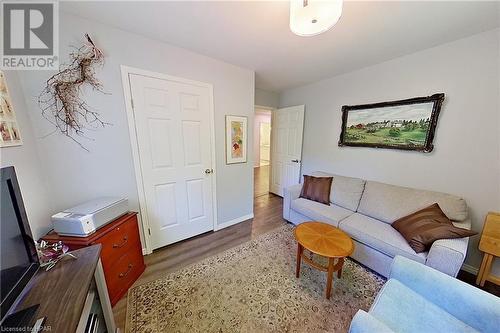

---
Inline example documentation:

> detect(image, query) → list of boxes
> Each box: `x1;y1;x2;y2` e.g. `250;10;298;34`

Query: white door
270;105;305;196
259;122;271;166
129;73;215;250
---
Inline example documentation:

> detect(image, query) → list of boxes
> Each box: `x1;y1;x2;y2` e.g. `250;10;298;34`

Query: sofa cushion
339;213;427;263
291;198;353;227
370;279;478;333
392;203;477;253
312;171;366;211
357;181;468;223
300;175;333;205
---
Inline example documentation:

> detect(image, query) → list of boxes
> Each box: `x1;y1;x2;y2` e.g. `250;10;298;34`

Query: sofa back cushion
311;171;366;211
358;181;468;223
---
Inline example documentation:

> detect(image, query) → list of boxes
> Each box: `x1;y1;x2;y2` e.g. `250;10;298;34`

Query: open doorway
254;107;272;198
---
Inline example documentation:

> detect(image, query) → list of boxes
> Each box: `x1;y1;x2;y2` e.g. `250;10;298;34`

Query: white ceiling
61;1;499;92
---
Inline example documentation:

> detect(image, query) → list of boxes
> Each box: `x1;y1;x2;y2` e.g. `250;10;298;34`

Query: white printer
51;197;129;237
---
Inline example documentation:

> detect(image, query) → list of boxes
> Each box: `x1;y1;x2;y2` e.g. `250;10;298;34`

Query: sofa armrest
283;183;302;221
390;255;500;333
426;238;468;277
425;219;471;277
349;310;395;333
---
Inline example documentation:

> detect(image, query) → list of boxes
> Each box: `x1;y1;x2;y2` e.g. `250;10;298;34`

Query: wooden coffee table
294;221;354;299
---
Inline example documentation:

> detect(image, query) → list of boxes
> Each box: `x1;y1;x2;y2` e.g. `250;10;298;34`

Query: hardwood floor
254;165;270;198
457;270;499;296
112;188;287;331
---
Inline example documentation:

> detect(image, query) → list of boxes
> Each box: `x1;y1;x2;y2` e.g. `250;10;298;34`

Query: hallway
254;165;270;198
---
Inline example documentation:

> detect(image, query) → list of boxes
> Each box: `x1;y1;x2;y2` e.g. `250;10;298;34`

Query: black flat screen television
0;166;39;322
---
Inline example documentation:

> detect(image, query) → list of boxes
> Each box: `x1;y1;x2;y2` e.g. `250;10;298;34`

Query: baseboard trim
215;213;254;231
142;248;150;256
461;263;478;275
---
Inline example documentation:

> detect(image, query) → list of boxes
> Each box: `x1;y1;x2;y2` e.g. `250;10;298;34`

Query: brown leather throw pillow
300;175;333;205
392;203;476;253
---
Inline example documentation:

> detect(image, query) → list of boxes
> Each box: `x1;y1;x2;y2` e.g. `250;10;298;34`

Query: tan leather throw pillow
300;175;333;205
392;203;476;253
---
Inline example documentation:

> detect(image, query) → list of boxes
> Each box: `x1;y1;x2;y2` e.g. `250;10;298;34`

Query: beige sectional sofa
283;171;471;277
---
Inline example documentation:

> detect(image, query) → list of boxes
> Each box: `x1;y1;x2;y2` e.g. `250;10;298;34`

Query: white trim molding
121;65;154;254
254;104;276;111
461;263;478;275
214;213;254;231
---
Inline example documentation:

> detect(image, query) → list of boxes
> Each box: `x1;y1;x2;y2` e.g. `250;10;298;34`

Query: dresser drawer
105;247;145;305
93;216;141;271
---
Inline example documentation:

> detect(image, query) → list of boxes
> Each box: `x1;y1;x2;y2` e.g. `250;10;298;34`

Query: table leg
326;257;335;299
296;243;303;278
476;253;489;285
479;254;493;287
337;258;344;278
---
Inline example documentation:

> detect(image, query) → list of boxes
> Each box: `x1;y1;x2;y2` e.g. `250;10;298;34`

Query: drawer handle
113;236;128;248
119;263;133;278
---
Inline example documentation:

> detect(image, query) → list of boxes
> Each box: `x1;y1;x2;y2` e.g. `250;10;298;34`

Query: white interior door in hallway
127;70;216;251
270;105;305;196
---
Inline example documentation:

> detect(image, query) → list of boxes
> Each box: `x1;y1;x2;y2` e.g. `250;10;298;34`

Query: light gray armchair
349;256;500;333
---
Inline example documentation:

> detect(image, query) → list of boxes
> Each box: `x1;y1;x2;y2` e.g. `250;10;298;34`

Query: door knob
291;159;300;163
205;169;213;174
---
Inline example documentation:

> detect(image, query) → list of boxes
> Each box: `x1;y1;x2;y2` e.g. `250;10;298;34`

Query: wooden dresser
42;212;145;306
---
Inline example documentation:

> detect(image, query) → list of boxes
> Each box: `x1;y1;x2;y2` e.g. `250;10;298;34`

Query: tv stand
6;245;116;332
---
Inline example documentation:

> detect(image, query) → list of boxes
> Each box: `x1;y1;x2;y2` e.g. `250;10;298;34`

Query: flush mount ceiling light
290;0;343;36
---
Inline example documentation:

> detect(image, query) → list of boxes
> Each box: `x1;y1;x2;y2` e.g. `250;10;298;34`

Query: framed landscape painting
339;93;444;152
225;115;247;164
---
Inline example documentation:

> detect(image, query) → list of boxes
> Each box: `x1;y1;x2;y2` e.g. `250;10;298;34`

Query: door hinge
148;228;151;235
131;98;134;109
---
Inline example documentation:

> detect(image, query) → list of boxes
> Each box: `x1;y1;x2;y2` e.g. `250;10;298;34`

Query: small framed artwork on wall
0;71;22;148
225;115;247;164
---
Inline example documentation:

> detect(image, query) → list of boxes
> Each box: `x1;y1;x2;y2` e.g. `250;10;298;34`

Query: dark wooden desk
10;245;116;332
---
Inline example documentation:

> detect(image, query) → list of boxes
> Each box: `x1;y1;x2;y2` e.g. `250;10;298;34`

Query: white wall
253;110;272;167
255;88;279;108
0;71;52;239
16;12;255;242
280;29;500;273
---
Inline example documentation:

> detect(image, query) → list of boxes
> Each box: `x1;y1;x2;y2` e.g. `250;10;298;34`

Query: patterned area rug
126;224;385;333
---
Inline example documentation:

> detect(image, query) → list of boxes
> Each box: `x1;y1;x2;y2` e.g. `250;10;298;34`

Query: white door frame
254;105;275;191
121;65;218;255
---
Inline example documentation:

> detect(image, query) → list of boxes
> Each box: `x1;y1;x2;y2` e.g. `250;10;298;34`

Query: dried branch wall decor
38;34;108;150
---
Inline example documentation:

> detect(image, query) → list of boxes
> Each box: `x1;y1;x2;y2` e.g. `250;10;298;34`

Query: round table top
294;221;354;258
